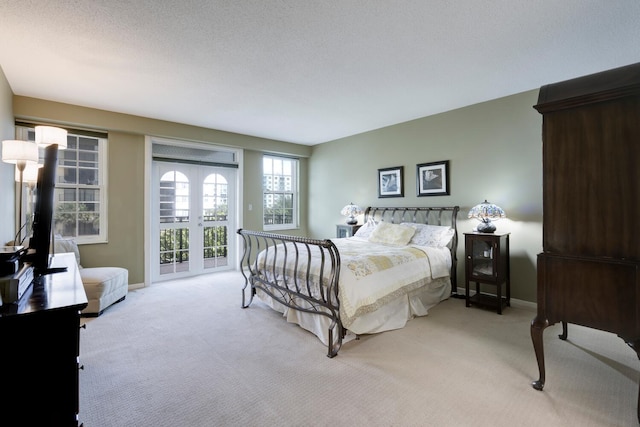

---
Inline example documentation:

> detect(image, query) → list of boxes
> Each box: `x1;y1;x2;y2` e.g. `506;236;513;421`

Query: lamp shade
468;200;506;233
340;202;363;225
15;162;42;184
35;125;68;149
2;140;39;167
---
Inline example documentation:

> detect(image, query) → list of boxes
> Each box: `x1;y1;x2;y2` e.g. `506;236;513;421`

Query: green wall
0;66;16;244
9;90;544;302
309;90;543;303
12;96;311;285
79;132;145;272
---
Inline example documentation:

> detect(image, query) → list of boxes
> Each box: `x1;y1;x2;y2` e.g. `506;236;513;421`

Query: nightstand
464;232;510;314
336;224;362;238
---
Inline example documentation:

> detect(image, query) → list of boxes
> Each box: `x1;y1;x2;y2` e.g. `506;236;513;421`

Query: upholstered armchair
54;236;128;316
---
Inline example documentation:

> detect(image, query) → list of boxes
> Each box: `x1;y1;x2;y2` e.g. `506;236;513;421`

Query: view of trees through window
55;135;102;238
18;125;107;243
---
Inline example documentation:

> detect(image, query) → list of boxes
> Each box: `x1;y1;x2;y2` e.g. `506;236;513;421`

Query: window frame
262;154;299;231
16;124;108;244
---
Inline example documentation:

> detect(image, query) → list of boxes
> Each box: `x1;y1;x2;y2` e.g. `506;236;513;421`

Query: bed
238;206;460;357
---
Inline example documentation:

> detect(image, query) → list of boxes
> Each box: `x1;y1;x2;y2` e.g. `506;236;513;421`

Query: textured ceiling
1;1;639;145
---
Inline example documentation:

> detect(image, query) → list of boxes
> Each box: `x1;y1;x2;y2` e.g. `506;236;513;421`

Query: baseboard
454;286;536;312
128;282;145;290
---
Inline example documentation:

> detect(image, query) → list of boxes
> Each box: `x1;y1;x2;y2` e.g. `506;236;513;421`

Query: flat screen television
26;143;67;276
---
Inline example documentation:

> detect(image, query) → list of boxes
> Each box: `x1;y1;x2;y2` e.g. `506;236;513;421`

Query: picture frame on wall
417;160;449;196
378;166;404;198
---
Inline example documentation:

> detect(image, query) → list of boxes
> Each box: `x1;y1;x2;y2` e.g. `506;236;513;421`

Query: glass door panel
158;169;192;276
152;161;236;282
471;238;494;277
202;172;230;271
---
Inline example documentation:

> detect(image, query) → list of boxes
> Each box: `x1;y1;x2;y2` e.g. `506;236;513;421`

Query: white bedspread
334;238;450;328
256;237;451;330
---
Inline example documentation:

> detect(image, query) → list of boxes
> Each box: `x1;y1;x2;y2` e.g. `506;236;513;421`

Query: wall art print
417;160;449;196
378;166;404;198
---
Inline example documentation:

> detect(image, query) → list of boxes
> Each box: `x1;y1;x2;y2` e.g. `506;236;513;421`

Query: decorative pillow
400;223;455;247
53;235;82;267
368;222;416;246
353;217;377;239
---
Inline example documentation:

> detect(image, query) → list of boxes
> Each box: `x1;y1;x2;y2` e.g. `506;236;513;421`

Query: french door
152;161;236;281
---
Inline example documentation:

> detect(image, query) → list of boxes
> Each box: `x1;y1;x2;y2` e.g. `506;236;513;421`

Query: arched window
160;170;189;223
203;173;228;221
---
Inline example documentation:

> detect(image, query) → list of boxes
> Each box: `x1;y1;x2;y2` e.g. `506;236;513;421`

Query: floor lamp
15;162;43;242
2;140;40;245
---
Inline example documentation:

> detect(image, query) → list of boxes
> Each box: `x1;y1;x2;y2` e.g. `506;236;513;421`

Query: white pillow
400;223;455;247
53;235;82;267
368;222;416;246
354;217;377;239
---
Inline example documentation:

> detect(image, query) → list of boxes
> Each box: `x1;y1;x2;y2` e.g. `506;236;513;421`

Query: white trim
144;136;152;287
235;148;244;271
262;155;299;231
127;282;145;291
145;136;243;285
15;125;108;244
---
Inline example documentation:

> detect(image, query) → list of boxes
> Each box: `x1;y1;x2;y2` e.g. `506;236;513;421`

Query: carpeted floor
79;271;638;426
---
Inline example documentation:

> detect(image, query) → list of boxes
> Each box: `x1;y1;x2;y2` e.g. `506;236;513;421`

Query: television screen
28;144;67;276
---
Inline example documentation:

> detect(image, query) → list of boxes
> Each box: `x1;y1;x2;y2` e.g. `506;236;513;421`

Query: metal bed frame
238;206;459;357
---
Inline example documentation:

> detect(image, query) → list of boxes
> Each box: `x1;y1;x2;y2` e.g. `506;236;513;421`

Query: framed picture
378;166;404;198
417;160;449;196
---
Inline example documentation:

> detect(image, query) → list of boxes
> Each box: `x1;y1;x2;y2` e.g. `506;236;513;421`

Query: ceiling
1;1;639;146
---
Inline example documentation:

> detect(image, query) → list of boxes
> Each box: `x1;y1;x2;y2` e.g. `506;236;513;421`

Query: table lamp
340;202;363;225
468;200;506;233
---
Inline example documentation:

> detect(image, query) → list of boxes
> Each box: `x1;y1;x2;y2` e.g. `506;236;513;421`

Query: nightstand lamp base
476;220;496;233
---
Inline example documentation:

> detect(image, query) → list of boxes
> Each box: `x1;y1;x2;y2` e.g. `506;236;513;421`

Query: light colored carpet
79;271;638;426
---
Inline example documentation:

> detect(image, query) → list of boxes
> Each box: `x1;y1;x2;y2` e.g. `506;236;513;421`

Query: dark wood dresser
0;253;87;426
530;62;640;421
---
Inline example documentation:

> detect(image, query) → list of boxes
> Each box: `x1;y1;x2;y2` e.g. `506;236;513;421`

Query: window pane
52;186;101;237
79;212;99;236
160;171;190;223
78;137;99;151
78;168;99;185
61;167;77;185
159;227;190;275
203;225;228;269
60;149;77;167
203;173;228;221
273;158;282;175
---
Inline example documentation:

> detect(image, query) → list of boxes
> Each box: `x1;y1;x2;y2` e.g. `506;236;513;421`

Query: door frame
144;136;244;287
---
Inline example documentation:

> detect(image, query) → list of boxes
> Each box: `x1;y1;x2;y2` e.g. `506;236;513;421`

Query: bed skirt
255;276;450;346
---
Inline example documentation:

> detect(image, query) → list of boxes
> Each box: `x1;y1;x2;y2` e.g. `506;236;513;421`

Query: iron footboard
237;229;343;357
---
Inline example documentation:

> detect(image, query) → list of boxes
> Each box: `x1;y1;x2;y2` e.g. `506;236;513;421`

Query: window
17;125;108;244
263;155;298;230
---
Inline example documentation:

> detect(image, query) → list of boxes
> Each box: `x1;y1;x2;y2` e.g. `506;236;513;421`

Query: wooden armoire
530;62;640;421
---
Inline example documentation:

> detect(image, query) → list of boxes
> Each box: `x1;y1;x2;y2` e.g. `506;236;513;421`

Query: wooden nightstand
465;232;510;314
336;224;362;238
